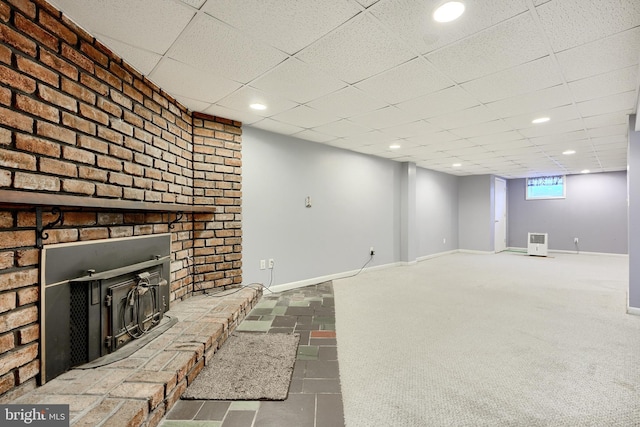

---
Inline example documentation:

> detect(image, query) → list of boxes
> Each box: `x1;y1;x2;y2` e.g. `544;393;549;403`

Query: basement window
526;175;566;200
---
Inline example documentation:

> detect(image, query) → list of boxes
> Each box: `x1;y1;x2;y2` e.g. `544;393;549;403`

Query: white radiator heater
527;233;548;256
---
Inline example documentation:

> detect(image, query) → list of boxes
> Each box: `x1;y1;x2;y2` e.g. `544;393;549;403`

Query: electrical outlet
443;237;446;244
268;259;274;269
574;237;579;244
370;247;375;256
260;260;266;270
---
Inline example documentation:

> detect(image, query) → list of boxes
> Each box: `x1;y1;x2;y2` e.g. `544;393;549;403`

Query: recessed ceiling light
433;1;465;23
249;103;267;110
532;117;550;124
452;163;462;167
389;143;401;149
581;169;590;174
562;150;576;155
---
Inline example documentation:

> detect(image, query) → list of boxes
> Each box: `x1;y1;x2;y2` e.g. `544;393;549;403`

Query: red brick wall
0;0;242;400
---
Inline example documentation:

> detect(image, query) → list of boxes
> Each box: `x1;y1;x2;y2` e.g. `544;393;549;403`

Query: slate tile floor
160;281;344;427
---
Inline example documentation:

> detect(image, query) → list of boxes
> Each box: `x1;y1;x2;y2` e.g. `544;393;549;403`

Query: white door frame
494;177;507;253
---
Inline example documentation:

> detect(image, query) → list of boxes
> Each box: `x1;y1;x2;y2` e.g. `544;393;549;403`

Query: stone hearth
5;287;261;427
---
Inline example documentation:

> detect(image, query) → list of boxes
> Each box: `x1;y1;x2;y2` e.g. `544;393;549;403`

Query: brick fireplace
0;0;242;400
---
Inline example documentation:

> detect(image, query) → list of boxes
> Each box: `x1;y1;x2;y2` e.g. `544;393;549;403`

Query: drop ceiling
48;0;640;178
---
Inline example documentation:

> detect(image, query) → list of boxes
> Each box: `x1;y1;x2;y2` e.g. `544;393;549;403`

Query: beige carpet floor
334;252;640;426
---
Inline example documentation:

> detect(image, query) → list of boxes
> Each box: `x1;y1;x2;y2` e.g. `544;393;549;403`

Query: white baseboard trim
507;247;628;257
266;261;401;294
263;247;628;294
416;250;459;262
269;250;465;292
551;249;628;257
627;306;640;316
458;249;495;255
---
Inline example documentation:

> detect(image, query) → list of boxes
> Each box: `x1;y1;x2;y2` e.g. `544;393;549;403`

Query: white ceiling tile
495;146;545;157
406;131;460;145
591;135;628;146
149;58;241;104
306;87;388;118
201;104;263;125
470;132;527;146
421;139;477;153
48;0;637;178
168;14;288;83
350;106;422;129
370;0;528;55
249;58;347;104
172;95;212;113
460;152;505;163
292;129;337;143
576;91;636;117
428;105;500;130
312;120;371;138
536;0;640;52
483;139;533;151
586;124;629;138
350;145;382;156
375;151;412;160
529;130;588;146
519;119;585;138
568;66;638;103
460;56;563;103
428;155;464;164
350;144;388;155
216;86;298;117
354;58;454;104
201;0;360;55
557;161;603;174
250;119;305;135
296;13;416;84
500;150;546;161
178;0;206;9
450;120;513;138
381;140;424;153
596;148;628;157
396;86;480;119
583;112;629;129
378;120;441;139
553;155;600;165
426;13;548;83
485;85;573;118
271;105;340;128
443;145;493;157
502;104;581;130
49;0;195;54
402;146;448;158
540;139;593;154
569;66;638;102
324;139;362;150
355;0;381;7
341;131;396;145
94;34;161;76
555;27;640;82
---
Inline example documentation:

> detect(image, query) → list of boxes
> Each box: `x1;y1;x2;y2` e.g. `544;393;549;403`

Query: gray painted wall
243;126;628;292
458;175;494;252
628;115;639;309
507;171;628;254
416;167;459;256
242;127;402;287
